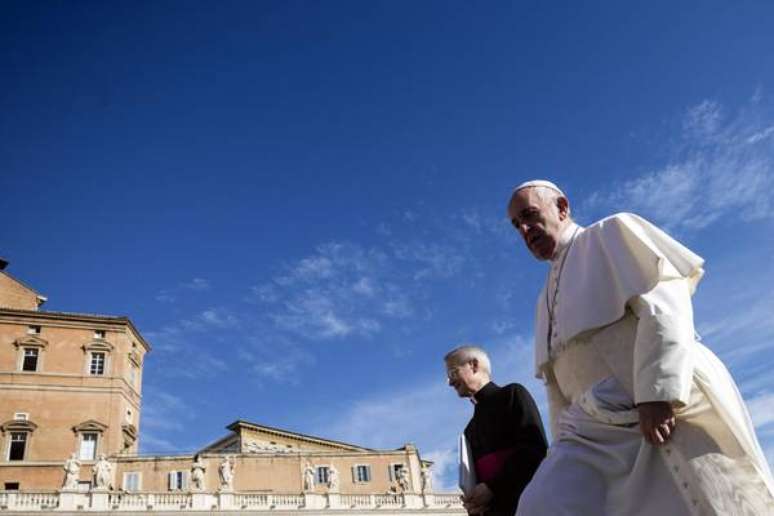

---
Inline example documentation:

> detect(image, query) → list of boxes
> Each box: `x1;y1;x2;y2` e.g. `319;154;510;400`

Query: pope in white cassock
506;180;774;515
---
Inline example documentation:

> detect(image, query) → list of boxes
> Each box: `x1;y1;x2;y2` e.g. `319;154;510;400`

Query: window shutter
388;465;394;482
351;466;357;482
181;471;188;490
168;472;175;491
365;465;371;482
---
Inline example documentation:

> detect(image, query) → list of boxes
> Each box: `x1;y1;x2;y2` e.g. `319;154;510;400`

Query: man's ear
469;358;479;373
557;197;570;220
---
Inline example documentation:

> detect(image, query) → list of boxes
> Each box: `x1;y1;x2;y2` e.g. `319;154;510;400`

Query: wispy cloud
250;241;433;341
155;277;212;303
182;278;211;291
581;95;774;231
392;242;465;280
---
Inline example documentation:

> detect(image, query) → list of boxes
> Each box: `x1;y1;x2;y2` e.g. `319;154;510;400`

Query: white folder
458;433;477;496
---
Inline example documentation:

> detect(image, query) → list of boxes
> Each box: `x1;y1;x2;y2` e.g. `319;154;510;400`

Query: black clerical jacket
464;382;547;516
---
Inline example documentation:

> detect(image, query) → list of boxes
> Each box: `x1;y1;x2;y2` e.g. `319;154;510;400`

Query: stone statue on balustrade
303;462;316;492
62;453;81;491
218;456;235;492
420;463;432;494
396;466;410;493
327;466;339;492
93;455;113;491
191;455;206;492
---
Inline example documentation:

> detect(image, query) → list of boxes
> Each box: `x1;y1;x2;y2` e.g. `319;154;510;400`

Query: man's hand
637;401;676;445
462;483;494;515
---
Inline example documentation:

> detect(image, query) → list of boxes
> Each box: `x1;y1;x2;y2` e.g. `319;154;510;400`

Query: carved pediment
82;340;114;353
72;420;108;434
13;335;48;349
1;419;38;433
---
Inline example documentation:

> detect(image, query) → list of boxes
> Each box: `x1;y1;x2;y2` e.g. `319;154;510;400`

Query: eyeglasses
446;364;466;381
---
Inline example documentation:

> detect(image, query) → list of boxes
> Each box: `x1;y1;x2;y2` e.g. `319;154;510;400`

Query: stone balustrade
0;490;463;513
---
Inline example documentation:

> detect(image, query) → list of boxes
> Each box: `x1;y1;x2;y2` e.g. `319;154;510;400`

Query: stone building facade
0;262;462;514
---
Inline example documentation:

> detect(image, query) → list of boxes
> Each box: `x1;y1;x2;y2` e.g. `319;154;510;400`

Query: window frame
21;347;40;372
7;432;28;461
168;470;187;491
72;420;107;461
123;472;141;492
316;465;330;485
89;352;106;376
78;432;99;461
82;340;114;377
352;464;372;483
13;336;47;373
1;419;37;462
388;463;407;482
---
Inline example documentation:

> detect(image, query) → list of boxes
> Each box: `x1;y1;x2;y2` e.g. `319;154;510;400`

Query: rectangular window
354;464;372;482
129;365;137;386
4;482;20;491
94;330;105;339
27;325;40;335
316;466;330;484
123;472;140;492
389;464;405;482
8;432;27;461
89;352;105;375
168;471;186;491
79;433;98;460
22;348;39;371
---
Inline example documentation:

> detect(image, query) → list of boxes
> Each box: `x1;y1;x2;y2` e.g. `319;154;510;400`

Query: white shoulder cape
534;212;705;377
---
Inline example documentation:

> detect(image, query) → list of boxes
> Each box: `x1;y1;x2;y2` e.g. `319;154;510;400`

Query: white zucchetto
512;180;566;198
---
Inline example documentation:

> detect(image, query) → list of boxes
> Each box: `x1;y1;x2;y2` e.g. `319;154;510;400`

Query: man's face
446;359;479;397
507;188;569;261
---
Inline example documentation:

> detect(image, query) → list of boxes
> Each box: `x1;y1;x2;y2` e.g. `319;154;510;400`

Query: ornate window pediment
13;335;48;350
82;340;114;353
1;419;38;434
72;420;108;434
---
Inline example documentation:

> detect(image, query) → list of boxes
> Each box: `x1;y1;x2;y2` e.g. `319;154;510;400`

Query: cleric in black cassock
446;346;547;516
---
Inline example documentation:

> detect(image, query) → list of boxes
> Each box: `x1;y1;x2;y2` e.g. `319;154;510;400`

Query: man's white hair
444;345;492;375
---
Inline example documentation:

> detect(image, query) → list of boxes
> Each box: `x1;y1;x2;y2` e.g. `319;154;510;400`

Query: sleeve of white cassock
628;278;695;407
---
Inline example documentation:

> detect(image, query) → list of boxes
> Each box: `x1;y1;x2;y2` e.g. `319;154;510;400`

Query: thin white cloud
392;242;465;280
182;278;211;291
251;241;436;341
155;277;212;302
581;95;774;231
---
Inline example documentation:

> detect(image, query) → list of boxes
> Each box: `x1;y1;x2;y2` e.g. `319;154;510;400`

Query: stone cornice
0;308;151;351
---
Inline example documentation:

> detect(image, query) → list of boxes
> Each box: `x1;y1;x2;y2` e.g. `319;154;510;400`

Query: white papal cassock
516;213;774;516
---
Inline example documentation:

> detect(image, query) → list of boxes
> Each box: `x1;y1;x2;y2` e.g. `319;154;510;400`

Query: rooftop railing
0;490;463;512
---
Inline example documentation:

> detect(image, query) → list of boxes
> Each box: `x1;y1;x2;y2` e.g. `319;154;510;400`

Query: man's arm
628;278;696;445
484;384;547;504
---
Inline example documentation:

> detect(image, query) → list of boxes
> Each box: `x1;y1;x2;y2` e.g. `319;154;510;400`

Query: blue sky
3;1;774;490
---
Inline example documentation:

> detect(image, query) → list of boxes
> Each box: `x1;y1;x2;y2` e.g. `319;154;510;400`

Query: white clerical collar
551;222;581;263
